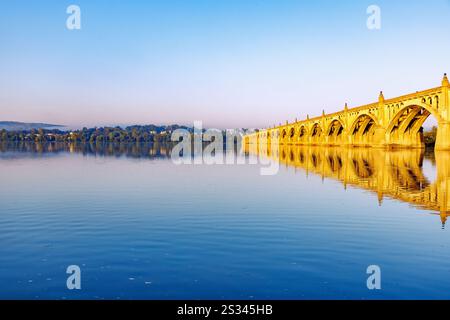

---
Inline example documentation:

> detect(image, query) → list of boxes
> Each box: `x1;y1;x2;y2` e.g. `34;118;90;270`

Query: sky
1;0;450;129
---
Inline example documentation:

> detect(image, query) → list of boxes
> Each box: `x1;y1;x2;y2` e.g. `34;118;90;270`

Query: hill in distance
0;121;64;131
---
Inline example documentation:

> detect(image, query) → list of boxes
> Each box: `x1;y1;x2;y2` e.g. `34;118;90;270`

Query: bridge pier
372;125;386;148
436;122;450;151
385;130;425;149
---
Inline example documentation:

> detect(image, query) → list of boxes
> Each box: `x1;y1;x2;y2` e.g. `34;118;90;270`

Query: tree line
423;126;438;147
0;125;192;144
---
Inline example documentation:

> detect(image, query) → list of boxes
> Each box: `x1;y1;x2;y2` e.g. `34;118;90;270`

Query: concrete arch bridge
245;75;450;150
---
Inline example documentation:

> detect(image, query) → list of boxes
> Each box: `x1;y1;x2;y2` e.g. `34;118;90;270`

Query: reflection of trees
0;142;174;160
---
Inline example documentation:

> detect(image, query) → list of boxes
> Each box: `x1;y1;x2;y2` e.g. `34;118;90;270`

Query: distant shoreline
0;121;64;131
0;124;193;144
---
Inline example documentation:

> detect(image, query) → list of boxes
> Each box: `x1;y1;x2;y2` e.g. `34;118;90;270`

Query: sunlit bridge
245;74;450;151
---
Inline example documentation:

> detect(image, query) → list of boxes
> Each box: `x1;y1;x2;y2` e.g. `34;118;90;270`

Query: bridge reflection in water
247;145;450;228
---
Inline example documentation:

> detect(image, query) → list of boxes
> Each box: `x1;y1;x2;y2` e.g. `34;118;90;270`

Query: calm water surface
1;143;450;300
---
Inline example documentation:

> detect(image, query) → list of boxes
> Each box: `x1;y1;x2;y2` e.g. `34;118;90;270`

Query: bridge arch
349;114;378;147
386;102;441;148
310;123;323;145
281;128;288;144
325;119;345;145
298;125;309;144
288;127;296;144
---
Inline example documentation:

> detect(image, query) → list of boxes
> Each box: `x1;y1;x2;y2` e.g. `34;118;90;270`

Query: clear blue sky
1;0;449;128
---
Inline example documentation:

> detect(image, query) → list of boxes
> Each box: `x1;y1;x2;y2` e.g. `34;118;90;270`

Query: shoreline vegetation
423;126;438;147
0;125;195;144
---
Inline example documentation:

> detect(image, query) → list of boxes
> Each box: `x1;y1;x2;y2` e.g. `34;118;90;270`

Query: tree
0;129;7;141
424;126;438;147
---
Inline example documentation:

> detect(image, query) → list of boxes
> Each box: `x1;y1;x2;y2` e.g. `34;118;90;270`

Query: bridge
246;145;450;227
244;74;450;150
